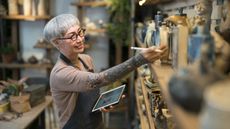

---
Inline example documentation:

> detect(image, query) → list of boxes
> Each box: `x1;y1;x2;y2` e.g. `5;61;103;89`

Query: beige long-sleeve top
50;53;148;128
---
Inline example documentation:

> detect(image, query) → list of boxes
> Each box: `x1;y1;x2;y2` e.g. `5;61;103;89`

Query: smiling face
55;25;85;58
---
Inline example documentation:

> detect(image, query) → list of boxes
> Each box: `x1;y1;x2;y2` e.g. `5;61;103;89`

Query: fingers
100;106;115;112
141;44;169;63
147;54;161;63
109;105;114;109
150;45;167;53
155;45;168;57
160;46;168;56
121;94;126;99
144;46;162;54
160;45;168;51
100;108;109;112
159;44;167;50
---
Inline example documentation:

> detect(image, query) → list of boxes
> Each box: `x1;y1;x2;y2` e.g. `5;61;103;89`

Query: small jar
8;0;19;15
23;0;32;16
37;0;46;16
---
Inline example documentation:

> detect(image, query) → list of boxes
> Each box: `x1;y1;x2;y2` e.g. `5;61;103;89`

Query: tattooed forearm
103;53;148;83
87;53;148;88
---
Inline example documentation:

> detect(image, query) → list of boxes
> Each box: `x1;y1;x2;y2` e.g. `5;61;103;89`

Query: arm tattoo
87;53;148;88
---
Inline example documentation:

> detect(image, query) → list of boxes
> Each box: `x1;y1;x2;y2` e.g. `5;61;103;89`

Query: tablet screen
92;85;126;112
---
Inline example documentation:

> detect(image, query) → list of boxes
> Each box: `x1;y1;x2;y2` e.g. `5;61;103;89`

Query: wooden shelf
0;96;52;129
0;2;52;80
150;63;199;129
71;0;109;53
136;0;171;6
0;63;53;69
85;28;107;37
34;44;55;49
87;28;107;33
136;63;199;129
71;1;110;7
1;15;51;21
138;72;156;129
135;79;150;129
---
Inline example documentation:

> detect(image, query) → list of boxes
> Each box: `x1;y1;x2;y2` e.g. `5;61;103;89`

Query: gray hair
43;14;80;43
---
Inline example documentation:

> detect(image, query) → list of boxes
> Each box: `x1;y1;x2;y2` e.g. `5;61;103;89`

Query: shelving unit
1;15;51;21
133;0;229;128
134;79;150;129
132;0;204;128
0;1;53;80
71;1;109;35
70;1;109;21
141;77;156;128
134;63;199;129
135;0;171;6
71;1;110;7
87;28;106;33
0;63;53;69
150;64;198;129
137;72;156;129
0;16;53;80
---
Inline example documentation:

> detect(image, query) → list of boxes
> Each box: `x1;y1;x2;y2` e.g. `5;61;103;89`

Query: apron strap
60;53;93;72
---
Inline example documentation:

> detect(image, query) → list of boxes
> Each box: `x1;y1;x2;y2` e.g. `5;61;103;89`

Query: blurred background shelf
0;63;53;69
150;64;198;129
87;28;106;33
71;1;110;7
137;69;156;129
134;79;150;129
1;15;51;21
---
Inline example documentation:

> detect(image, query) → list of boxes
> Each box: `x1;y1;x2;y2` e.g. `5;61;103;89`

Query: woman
43;14;167;129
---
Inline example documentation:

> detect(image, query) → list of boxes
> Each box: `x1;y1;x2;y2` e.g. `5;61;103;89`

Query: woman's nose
76;35;84;42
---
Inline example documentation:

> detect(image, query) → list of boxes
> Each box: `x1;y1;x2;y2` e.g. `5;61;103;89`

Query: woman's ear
52;39;60;50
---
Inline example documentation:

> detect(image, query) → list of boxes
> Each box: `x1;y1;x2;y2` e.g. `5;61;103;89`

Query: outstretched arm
87;45;167;88
52;46;167;92
87;53;148;88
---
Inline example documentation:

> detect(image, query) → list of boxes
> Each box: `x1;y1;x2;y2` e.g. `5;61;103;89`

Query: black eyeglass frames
57;28;86;41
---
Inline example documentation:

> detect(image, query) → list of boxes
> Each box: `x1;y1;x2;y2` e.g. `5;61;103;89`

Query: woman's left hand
100;94;126;113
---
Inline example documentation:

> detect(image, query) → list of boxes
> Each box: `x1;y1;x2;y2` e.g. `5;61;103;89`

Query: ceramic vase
38;0;46;16
8;0;18;15
23;0;32;16
199;80;230;129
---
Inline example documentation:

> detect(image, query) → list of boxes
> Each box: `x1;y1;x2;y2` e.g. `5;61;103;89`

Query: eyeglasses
57;28;86;41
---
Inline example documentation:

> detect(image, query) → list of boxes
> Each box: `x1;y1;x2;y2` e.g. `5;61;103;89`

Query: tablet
92;84;126;112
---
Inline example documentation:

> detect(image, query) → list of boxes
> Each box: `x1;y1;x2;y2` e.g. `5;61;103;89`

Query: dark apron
60;54;103;129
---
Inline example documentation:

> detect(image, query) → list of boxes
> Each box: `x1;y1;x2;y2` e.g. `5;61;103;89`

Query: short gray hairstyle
43;14;80;43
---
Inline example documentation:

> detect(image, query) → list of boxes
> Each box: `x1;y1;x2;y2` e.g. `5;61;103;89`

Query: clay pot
8;0;19;15
1;54;15;63
199;79;230;129
23;0;32;16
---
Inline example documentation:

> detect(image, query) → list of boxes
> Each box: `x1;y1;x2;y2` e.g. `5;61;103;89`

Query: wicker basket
0;102;9;113
10;95;31;113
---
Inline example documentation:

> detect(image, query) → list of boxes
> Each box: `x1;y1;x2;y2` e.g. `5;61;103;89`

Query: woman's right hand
140;45;168;63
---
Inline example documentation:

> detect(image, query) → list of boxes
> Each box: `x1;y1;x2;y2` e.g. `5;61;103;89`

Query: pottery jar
199;79;230;129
